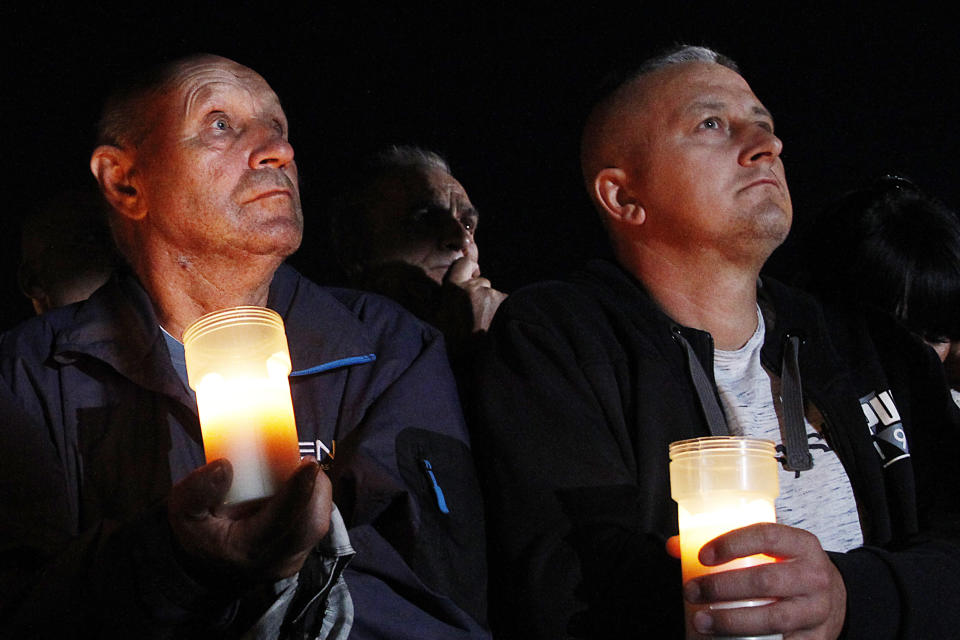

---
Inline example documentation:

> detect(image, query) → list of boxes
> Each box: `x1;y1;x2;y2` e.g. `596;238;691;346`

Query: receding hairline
95;53;261;149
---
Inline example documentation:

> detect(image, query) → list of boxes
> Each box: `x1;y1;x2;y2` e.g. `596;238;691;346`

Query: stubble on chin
732;198;792;259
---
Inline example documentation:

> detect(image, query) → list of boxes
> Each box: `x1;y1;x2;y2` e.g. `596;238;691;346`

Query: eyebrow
685;100;774;121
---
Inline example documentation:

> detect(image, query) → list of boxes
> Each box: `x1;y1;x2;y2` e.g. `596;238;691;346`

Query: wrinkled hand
444;249;507;333
668;523;846;639
168;458;332;584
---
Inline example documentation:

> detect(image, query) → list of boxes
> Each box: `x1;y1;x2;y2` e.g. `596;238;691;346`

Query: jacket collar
577;259;717;369
54;268;191;404
51;264;376;405
267;264;377;374
578;259;834;369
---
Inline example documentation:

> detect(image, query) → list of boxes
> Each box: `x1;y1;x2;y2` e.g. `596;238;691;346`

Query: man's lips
244;188;291;203
742;177;780;191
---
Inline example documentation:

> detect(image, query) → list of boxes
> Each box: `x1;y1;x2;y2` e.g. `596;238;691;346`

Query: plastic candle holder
183;306;301;504
669;436;781;640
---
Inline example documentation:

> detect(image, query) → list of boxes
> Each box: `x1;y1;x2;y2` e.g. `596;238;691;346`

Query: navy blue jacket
0;264;489;639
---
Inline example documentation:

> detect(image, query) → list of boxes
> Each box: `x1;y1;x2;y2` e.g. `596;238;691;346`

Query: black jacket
473;259;960;639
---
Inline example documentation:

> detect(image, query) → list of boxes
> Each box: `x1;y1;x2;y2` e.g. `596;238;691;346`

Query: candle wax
196;373;301;504
678;495;777;582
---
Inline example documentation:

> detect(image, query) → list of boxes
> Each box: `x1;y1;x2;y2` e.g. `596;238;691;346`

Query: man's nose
441;217;473;252
738;127;783;166
249;125;295;169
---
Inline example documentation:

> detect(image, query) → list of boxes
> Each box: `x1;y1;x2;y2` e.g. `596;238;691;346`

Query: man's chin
747;201;792;241
240;221;303;258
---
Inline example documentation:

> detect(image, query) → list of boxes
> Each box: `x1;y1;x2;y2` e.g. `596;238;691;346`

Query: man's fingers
255;460;321;536
665;535;681;559
692;599;790;638
687;560;792;603
249;459;331;552
700;522;816;565
169;458;233;520
685;523;847;638
445;256;481;284
691;582;836;638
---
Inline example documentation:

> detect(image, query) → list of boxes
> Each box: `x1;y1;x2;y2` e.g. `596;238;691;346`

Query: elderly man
325;146;506;360
474;46;960;639
0;54;488;639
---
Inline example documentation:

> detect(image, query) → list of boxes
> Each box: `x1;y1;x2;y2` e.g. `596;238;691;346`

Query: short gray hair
634;44;739;77
366;145;451;176
324;145;453;282
580;44;740;202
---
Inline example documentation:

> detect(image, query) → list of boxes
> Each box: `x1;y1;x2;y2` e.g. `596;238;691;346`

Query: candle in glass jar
183;306;301;504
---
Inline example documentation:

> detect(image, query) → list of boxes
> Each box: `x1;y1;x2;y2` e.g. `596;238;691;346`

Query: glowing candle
183;306;301;504
669;436;781;640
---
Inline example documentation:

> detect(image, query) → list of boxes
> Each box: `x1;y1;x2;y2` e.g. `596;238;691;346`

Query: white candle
669;436;781;640
184;307;301;504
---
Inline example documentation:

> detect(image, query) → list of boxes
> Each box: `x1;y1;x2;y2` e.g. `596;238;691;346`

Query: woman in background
801;174;960;405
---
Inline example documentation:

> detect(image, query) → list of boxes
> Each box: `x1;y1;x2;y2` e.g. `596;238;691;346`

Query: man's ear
593;168;645;226
90;145;146;221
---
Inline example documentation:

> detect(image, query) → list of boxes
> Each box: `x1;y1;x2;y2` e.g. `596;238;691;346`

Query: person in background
19;188;119;314
324;145;507;361
0;54;489;639
800;174;960;405
473;44;960;639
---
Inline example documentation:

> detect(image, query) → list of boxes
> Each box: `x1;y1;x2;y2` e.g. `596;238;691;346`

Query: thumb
665;535;681;559
445;256;481;284
170;458;233;520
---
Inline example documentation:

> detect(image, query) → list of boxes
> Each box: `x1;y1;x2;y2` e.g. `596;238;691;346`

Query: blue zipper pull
421;459;450;514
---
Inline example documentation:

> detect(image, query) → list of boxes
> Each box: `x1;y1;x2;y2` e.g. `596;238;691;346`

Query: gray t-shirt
713;308;863;553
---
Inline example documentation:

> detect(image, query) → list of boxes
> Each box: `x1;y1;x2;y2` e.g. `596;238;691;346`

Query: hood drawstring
673;329;813;474
781;335;813;473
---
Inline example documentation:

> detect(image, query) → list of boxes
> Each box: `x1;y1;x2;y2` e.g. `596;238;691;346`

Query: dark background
3;3;959;329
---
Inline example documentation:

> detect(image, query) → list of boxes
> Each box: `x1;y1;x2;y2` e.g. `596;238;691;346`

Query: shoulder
296;273;439;336
277;265;448;363
494;260;641;328
0;303;80;362
484;260;670;371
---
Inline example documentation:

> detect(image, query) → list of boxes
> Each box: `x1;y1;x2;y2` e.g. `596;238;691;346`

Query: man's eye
212;117;229;131
700;117;722;130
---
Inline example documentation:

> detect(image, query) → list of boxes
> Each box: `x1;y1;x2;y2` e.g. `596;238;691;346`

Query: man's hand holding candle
668;523;847;639
167;457;332;584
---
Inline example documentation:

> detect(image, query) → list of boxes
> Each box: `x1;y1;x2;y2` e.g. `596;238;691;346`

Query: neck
617;240;763;350
130;244;282;341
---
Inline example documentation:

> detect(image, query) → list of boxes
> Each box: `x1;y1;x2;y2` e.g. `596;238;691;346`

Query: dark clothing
0;265;489;639
473;259;960;640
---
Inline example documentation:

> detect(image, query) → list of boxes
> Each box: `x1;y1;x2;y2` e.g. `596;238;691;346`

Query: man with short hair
474;45;960;639
325;146;506;359
0;54;488;639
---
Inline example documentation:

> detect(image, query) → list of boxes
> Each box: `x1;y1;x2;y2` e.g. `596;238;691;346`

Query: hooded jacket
474;259;960;639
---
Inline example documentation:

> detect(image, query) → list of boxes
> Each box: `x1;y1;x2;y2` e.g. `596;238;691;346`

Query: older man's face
364;165;479;285
622;62;791;260
134;56;303;260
